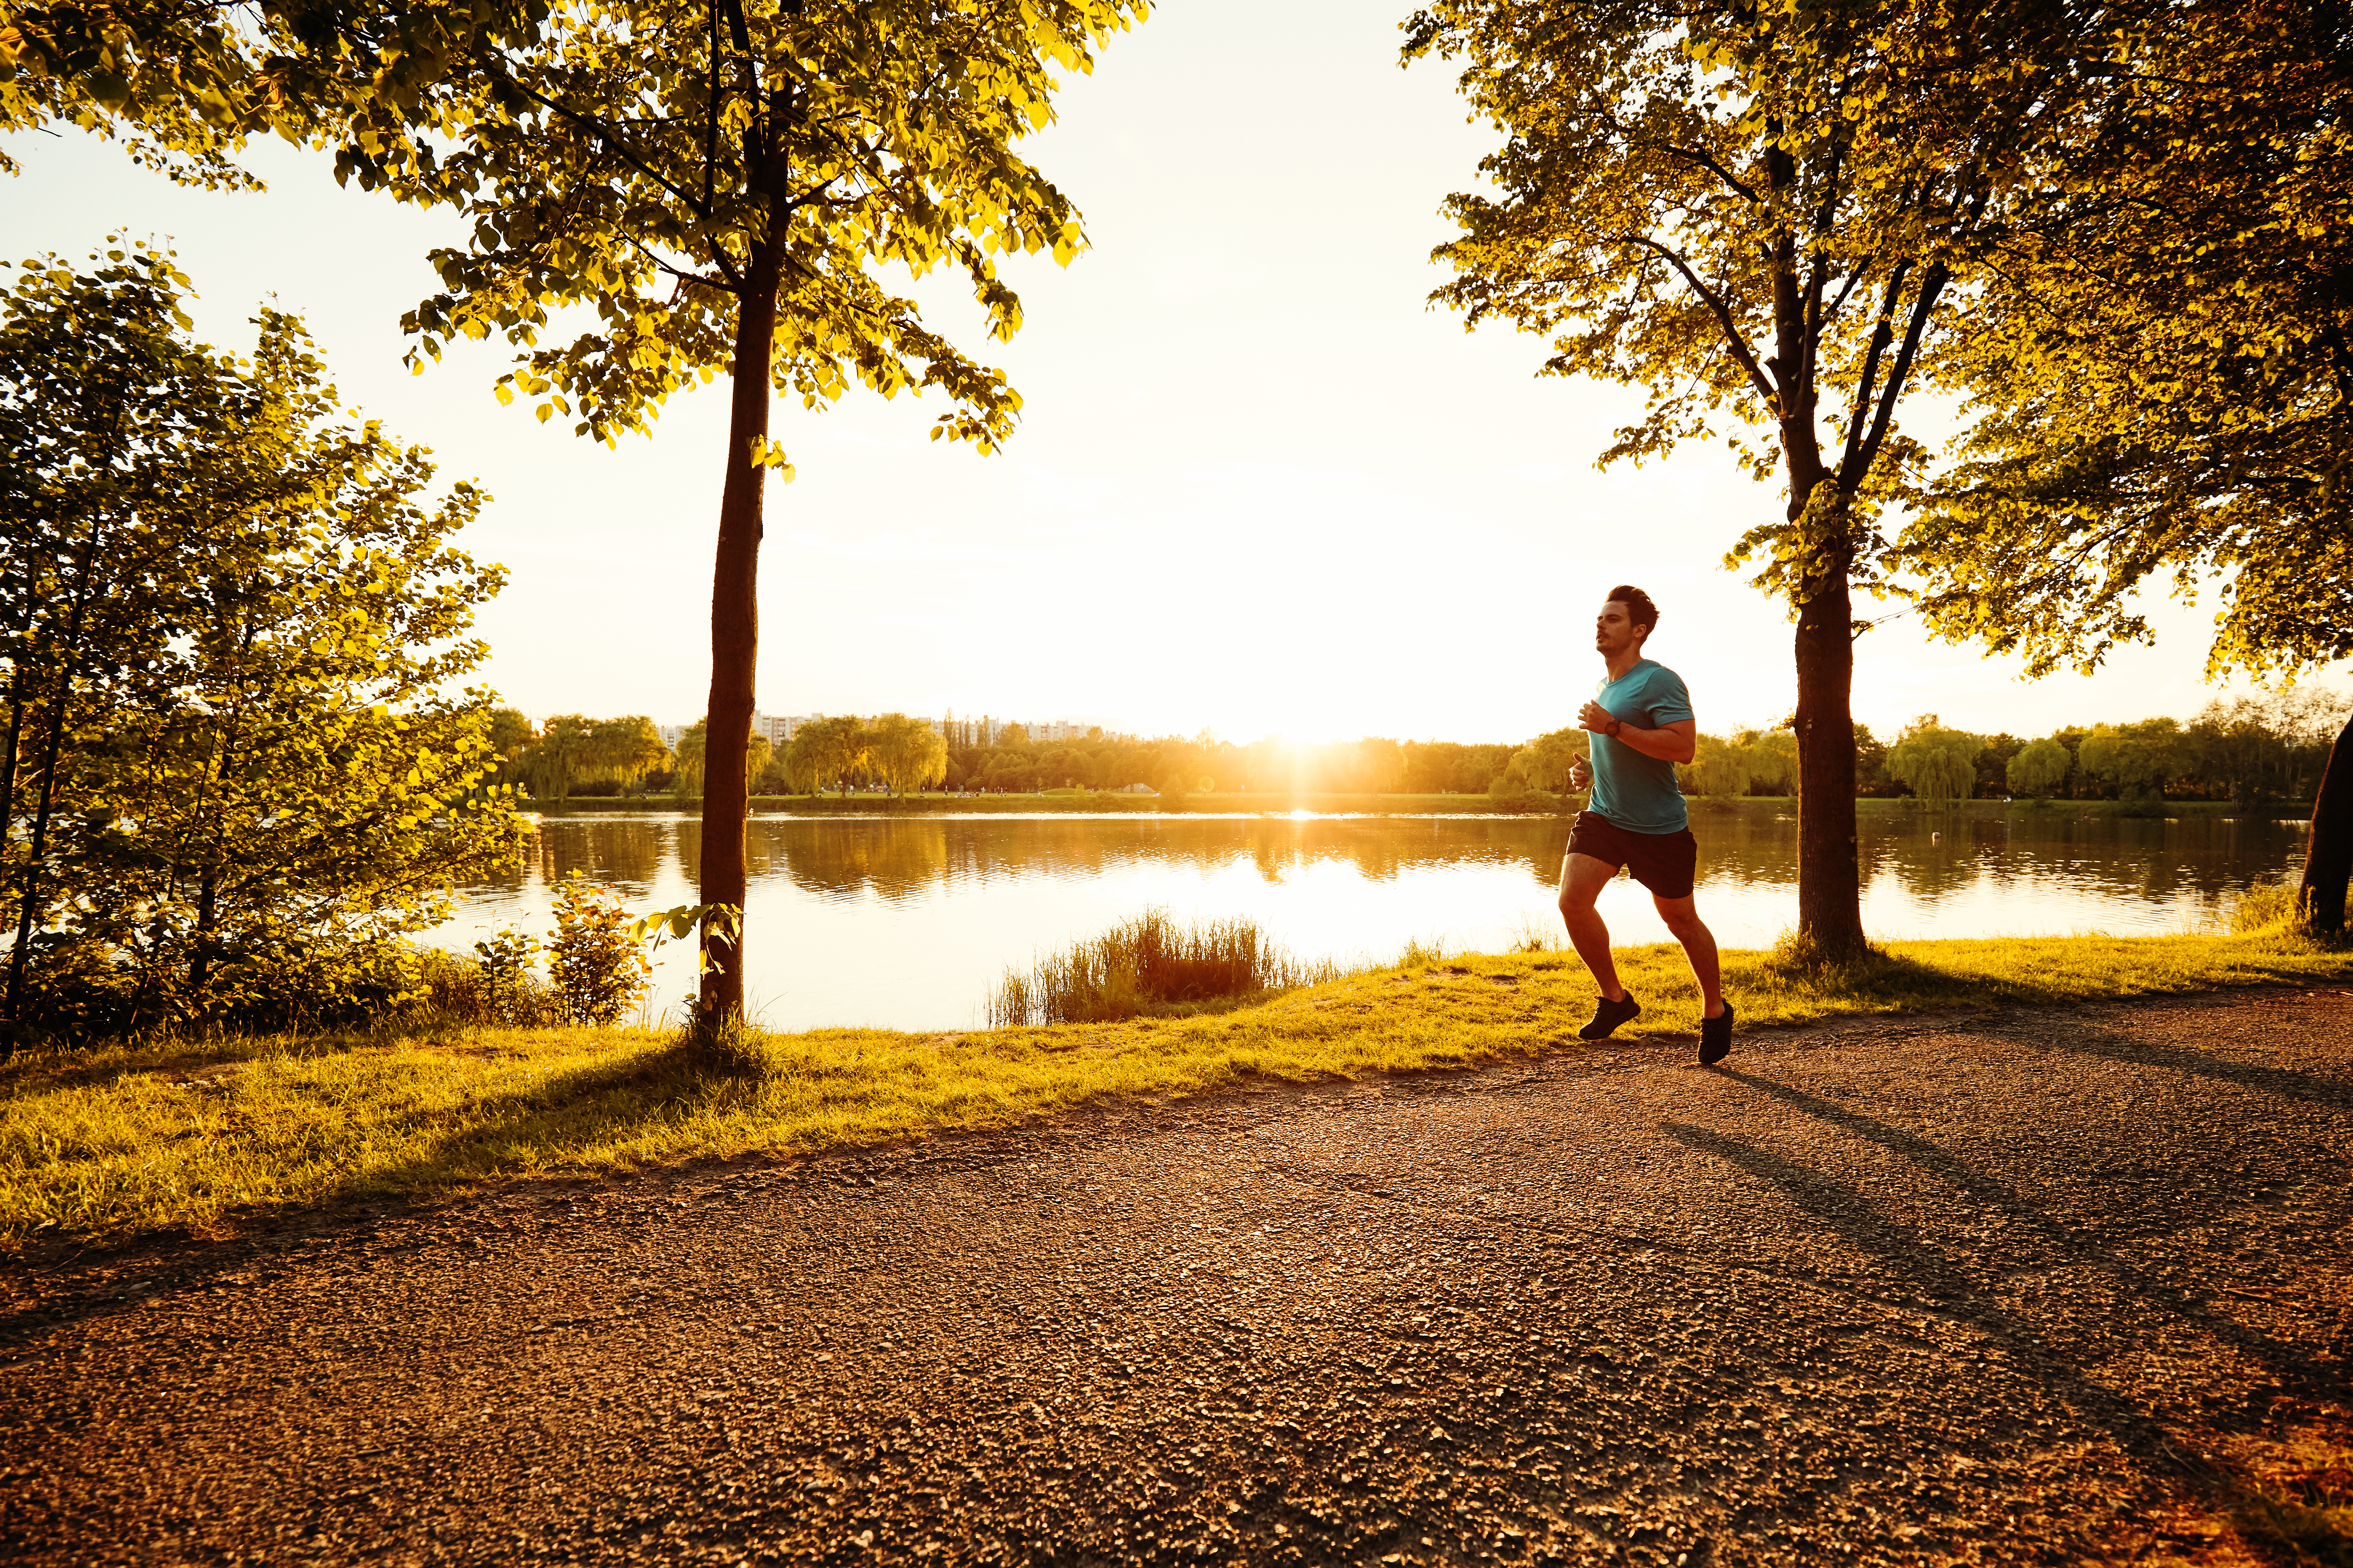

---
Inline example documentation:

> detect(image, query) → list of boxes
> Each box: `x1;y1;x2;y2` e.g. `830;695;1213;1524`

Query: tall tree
1900;0;2352;683
671;718;708;800
373;0;1144;1023
588;716;670;794
1;241;218;1044
866;711;947;797
530;715;595;805
1885;718;1982;807
787;713;867;798
1405;0;2104;958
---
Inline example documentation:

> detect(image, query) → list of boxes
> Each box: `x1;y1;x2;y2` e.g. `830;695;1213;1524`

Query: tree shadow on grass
358;1038;752;1197
1764;944;2349;1026
1712;1066;2338;1398
0;1040;738;1348
1745;945;2013;1020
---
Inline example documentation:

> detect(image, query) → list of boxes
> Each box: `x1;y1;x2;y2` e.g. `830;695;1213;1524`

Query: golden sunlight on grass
1;929;2345;1250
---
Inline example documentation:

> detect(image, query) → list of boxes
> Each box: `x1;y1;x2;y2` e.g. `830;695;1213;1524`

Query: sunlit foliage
1885;718;1982;807
0;245;516;1044
1900;0;2353;682
3;0;1150;1025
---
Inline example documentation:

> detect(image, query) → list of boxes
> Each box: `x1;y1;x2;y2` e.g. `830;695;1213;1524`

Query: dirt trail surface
4;992;2350;1567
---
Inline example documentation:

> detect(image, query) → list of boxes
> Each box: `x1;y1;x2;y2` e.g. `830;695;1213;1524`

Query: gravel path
3;990;2350;1567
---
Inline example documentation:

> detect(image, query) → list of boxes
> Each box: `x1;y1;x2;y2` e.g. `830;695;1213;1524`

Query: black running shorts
1565;810;1699;900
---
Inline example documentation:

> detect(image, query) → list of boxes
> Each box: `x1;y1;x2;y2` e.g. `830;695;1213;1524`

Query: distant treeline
490;687;2345;807
1854;690;2343;807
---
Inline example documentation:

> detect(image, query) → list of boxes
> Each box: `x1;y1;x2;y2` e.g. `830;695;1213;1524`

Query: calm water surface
434;807;2311;1031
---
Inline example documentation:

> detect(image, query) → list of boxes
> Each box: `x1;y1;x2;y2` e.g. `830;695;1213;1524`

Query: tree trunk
2301;709;2353;937
3;515;104;1055
4;685;71;1051
695;238;784;1026
0;676;23;865
1791;523;1868;961
189;870;221;995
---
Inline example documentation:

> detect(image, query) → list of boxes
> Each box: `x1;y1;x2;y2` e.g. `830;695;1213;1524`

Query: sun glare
1289;808;1314;821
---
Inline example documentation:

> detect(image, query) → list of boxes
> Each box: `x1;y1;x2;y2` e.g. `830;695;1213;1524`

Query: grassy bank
4;930;2345;1252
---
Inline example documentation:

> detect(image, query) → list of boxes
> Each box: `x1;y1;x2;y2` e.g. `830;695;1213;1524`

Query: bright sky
5;0;2341;744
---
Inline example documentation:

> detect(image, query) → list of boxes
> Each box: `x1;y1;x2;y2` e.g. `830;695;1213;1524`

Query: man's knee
1559;875;1606;917
1654;899;1707;935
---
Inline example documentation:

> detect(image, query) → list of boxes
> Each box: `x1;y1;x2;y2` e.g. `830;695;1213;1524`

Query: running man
1559;585;1734;1064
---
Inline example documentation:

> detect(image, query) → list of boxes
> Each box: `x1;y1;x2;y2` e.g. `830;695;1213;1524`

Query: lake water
431;806;2313;1033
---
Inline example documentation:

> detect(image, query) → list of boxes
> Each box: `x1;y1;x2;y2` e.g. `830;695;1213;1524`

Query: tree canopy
865;712;947;798
375;0;1144;1024
6;0;1149;1026
1899;0;2353;683
1885;718;1981;807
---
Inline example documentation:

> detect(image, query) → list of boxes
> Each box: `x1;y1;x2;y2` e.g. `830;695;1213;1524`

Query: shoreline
4;926;2345;1254
518;793;2319;820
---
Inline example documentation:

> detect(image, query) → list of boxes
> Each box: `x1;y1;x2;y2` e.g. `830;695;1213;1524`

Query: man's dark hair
1607;584;1659;638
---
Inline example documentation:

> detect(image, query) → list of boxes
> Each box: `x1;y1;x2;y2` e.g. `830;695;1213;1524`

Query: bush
471;926;551;1025
547;875;653;1025
6;928;459;1045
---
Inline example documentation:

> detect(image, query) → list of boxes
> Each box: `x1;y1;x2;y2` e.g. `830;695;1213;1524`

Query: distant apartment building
939;713;1113;747
754;712;812;748
656;713;814;753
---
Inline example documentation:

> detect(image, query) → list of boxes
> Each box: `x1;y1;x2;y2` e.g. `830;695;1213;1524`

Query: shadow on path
1661;1119;2178;1466
1713;1065;2337;1397
1971;1012;2353;1112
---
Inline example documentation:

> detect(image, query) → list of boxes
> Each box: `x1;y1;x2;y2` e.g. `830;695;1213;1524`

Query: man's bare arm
1577;701;1697;764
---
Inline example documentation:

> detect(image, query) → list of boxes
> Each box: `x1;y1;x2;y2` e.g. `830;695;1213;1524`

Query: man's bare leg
1557;852;1627;1000
1652;892;1724;1019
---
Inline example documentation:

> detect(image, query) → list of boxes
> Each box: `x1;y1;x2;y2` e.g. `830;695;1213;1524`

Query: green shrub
470;926;550;1025
547;875;653;1026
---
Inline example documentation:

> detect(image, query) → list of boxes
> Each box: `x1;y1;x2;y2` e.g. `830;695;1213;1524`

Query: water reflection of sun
1289;808;1313;821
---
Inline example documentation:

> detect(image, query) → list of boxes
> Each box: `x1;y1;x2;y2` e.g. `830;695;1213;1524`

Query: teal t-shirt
1587;659;1694;833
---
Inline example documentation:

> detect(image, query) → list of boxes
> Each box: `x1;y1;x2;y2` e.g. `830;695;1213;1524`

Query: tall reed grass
2229;875;2308;935
988;908;1338;1026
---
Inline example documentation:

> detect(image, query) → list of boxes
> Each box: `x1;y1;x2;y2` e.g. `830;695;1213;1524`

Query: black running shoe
1578;992;1641;1041
1698;1001;1735;1065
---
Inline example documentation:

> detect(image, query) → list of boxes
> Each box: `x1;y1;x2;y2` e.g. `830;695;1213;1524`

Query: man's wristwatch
1608;718;1624;738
